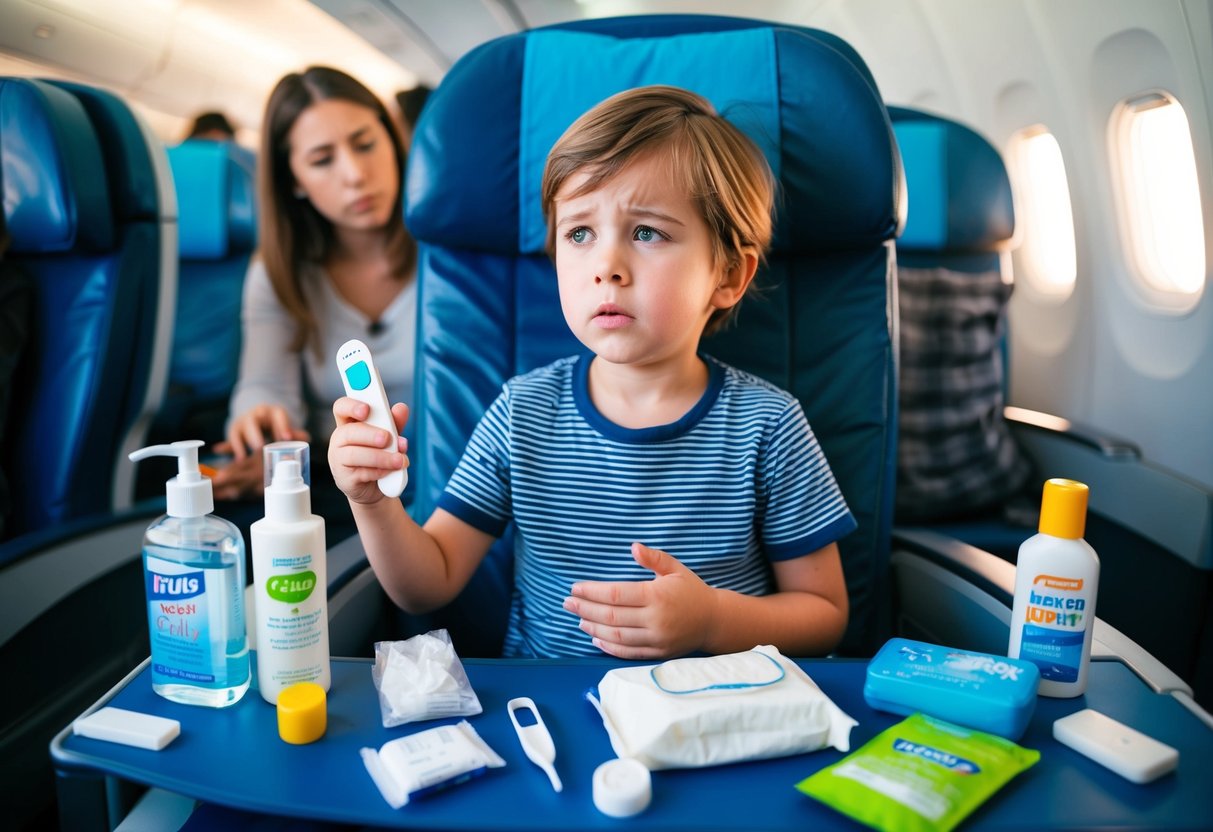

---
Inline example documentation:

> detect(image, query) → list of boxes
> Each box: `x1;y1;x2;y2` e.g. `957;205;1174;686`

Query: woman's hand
209;404;309;500
329;398;410;506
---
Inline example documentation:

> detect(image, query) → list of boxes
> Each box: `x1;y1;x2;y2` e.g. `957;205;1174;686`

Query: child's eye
633;225;665;243
565;227;593;244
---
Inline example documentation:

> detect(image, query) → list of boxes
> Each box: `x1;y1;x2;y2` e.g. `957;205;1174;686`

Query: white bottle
250;445;330;704
129;440;250;707
1008;478;1100;697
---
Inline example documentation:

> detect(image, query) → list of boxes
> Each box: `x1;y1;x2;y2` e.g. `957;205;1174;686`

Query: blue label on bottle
1018;625;1083;682
144;552;247;691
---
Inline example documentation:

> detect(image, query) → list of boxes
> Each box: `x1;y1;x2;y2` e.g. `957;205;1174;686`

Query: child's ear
711;250;759;311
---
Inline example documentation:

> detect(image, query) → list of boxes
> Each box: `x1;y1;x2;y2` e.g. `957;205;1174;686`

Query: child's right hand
329;397;410;505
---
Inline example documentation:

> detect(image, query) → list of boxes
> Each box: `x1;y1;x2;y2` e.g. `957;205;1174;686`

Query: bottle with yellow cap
1008;478;1100;697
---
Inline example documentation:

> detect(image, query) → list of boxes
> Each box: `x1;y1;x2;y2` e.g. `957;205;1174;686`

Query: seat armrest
891;526;1199;699
1006;407;1213;571
1004;405;1140;459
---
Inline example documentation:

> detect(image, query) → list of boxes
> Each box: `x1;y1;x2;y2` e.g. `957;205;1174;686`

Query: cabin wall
802;0;1213;491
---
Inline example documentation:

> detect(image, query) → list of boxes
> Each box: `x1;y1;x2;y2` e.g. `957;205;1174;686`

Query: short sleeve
759;400;857;560
436;387;513;536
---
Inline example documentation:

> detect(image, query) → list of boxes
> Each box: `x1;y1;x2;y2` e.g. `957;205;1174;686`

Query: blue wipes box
864;638;1040;739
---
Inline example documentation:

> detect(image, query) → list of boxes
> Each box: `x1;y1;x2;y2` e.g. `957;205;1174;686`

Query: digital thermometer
336;339;406;498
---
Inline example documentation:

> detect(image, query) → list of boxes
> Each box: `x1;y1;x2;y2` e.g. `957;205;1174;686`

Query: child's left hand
564;542;719;659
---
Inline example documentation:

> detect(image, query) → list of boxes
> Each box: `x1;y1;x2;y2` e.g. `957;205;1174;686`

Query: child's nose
593;243;631;285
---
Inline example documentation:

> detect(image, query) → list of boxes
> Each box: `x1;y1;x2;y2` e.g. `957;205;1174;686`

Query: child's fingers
392;402;410;432
334;443;406;477
333;396;371;424
569;579;648;607
564;595;645;628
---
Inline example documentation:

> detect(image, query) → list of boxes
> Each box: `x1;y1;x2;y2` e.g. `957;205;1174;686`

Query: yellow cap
277;682;327;744
1038;478;1089;540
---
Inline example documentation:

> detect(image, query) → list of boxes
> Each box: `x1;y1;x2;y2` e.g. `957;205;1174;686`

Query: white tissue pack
372;629;482;727
588;645;856;770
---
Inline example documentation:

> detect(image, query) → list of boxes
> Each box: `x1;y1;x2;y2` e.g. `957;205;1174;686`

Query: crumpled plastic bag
371;629;482;727
587;645;856;770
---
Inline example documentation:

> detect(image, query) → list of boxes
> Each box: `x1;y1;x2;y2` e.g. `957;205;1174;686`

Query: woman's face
287;98;399;232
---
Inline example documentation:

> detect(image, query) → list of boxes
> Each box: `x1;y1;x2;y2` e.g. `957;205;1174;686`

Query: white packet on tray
361;720;505;809
587;645;856;770
372;629;483;726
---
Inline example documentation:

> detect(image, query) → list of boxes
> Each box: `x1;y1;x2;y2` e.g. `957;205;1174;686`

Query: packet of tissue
361;720;505;809
371;629;482;726
587;645;856;770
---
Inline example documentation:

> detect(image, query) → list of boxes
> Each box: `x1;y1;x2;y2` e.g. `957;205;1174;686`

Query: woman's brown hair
258;66;416;353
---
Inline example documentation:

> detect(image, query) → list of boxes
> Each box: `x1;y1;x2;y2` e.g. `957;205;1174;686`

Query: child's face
287;98;399;232
553;152;733;369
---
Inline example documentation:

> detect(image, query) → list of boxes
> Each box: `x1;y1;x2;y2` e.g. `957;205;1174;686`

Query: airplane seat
141;140;256;487
887;106;1035;558
888;106;1213;707
42;79;179;516
328;14;902;659
0;77;171;830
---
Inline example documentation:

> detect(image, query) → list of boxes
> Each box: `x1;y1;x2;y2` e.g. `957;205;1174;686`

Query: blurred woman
212;66;416;539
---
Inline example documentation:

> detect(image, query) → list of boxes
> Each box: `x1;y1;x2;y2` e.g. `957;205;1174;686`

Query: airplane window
1007;126;1078;300
1112;92;1206;305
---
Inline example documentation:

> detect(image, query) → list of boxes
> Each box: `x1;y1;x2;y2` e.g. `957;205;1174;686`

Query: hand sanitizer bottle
250;441;330;704
128;440;250;707
1008;478;1100;697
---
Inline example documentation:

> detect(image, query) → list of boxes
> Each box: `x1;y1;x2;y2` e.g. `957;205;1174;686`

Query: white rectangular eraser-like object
1053;708;1178;784
73;707;180;751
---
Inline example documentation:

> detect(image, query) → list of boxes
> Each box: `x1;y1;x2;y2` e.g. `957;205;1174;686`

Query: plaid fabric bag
896;266;1031;522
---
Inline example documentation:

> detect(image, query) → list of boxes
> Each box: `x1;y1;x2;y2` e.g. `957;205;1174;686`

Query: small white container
1008;478;1100;698
250;442;330;704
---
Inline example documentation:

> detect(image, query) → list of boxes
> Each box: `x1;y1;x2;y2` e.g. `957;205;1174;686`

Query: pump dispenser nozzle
129;440;213;517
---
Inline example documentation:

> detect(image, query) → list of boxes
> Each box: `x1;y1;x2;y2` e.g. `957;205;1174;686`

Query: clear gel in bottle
129;440;250;707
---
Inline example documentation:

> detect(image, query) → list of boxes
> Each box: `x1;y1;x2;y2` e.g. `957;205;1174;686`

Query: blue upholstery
406;16;900;657
890;106;1015;268
0;78;152;538
156;141;256;434
0;77;171;830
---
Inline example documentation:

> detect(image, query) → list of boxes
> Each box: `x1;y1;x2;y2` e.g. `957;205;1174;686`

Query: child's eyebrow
625;207;685;227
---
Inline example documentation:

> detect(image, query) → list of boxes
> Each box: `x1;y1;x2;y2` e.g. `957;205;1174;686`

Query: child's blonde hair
541;85;775;335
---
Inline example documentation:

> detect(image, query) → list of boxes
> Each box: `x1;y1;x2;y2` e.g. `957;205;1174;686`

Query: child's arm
329;397;496;613
564;541;849;659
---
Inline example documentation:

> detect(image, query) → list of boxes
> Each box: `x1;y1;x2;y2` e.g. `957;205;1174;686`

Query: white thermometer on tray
336;338;406;498
508;697;562;792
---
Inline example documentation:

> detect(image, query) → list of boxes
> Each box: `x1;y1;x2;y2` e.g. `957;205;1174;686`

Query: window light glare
1120;98;1205;295
1011;128;1078;297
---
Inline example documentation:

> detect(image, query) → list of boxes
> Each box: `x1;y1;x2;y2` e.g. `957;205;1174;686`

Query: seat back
0;77;171;541
405;16;900;656
889;106;1032;529
45;80;178;513
152;140;256;447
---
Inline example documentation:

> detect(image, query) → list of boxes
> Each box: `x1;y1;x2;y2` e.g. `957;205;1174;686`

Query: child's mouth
593;305;633;329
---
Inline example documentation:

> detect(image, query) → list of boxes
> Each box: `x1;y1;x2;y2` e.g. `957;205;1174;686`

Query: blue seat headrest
47;81;160;223
168;141;257;259
408;23;898;256
0;78;114;253
890;107;1015;253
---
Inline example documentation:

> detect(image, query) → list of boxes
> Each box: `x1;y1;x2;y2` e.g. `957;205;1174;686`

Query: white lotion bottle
1008;478;1100;697
250;445;330;704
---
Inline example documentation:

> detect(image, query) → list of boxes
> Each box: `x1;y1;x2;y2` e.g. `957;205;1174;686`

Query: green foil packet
796;713;1040;832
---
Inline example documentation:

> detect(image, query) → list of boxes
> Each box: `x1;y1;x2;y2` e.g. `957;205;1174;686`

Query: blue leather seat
0;77;172;829
0;78;173;541
400;15;900;657
889;106;1033;551
149;140;256;451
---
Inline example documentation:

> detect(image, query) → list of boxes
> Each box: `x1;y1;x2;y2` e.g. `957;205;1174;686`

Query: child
329;85;856;659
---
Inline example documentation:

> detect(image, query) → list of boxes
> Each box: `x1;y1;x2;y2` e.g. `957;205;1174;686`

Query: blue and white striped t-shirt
438;354;857;657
